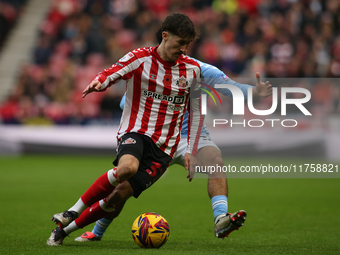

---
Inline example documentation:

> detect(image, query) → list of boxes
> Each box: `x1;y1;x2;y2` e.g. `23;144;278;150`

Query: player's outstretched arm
253;72;272;98
82;80;102;98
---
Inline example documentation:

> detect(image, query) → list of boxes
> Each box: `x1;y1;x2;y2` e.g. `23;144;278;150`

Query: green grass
0;155;339;255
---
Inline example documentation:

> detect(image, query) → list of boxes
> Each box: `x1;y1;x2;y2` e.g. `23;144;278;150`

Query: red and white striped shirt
94;46;203;157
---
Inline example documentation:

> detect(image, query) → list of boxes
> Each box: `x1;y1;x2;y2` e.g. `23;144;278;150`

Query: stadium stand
0;0;28;49
0;0;339;126
0;0;52;115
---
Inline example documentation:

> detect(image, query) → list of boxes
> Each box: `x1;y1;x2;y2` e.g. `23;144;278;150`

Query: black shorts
113;132;172;198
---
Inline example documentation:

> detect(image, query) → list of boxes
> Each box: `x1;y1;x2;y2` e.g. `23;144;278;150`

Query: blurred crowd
0;0;340;125
0;0;28;50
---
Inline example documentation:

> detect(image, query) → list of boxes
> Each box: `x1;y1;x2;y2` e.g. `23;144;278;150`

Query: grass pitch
0;155;339;255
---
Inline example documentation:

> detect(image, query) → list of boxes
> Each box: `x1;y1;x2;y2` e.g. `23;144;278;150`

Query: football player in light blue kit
75;59;272;241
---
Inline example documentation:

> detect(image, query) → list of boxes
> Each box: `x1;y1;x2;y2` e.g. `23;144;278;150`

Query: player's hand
82;80;102;98
184;153;197;182
254;72;272;98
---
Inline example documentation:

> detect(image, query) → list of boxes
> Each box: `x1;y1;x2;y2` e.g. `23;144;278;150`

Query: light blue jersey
120;58;253;137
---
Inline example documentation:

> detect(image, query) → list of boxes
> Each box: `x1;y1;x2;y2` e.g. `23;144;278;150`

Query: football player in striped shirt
73;60;272;241
47;13;204;246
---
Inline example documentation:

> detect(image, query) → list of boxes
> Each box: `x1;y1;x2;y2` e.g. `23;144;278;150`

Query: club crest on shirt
176;76;189;88
122;137;136;145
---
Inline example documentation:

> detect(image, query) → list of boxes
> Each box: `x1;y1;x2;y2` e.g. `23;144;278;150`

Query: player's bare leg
196;146;246;238
196;146;228;199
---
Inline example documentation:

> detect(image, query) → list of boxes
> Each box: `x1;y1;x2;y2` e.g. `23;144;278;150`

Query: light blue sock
92;218;113;238
211;195;228;223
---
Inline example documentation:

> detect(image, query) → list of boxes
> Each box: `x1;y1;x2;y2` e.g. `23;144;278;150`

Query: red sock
80;172;115;206
74;201;110;228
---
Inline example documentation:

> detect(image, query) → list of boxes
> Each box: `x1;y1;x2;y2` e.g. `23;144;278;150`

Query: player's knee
209;155;226;178
117;157;139;180
214;156;224;168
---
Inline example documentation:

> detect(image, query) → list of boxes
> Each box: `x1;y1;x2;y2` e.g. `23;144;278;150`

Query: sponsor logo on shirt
168;105;184;111
142;90;185;104
119;52;135;62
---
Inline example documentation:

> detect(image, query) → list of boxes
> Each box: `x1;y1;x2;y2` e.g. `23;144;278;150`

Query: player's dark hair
156;29;162;44
158;13;198;43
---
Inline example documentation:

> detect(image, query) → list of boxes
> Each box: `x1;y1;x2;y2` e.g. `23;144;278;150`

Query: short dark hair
156;29;162;44
158;13;198;43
